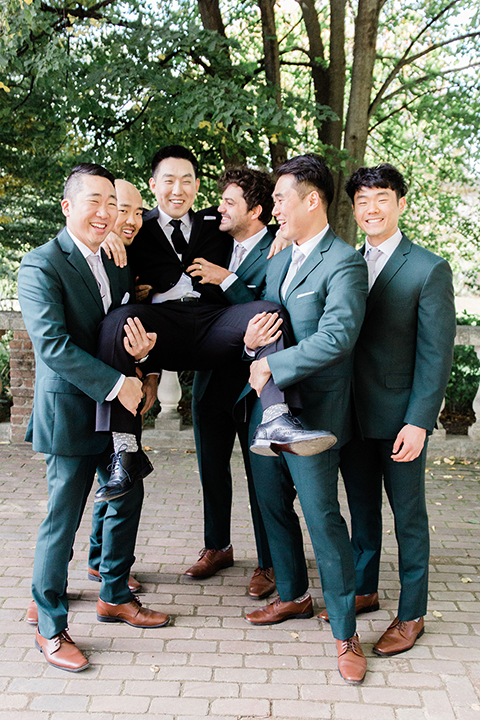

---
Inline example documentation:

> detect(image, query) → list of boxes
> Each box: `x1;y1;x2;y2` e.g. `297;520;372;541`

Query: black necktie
169;219;188;257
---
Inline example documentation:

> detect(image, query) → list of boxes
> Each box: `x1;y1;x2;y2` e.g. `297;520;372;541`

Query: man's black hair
345;164;408;203
63;163;116;200
151;145;199;178
275;153;334;208
218;167;274;225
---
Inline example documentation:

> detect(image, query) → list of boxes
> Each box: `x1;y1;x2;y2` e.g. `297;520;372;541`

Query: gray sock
112;432;138;454
262;403;288;423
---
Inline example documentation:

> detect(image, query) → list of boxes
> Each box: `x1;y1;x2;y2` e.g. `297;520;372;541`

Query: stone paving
0;440;479;720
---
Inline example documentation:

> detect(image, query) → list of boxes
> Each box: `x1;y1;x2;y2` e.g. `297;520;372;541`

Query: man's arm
18;255;136;405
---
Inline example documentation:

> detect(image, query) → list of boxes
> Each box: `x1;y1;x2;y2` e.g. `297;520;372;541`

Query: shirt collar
293;223;330;260
233;227;267;254
158;207;192;233
66;228;102;259
365;228;402;259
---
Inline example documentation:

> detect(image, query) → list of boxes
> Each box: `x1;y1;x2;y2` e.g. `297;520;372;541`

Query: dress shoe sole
184;560;234;579
373;627;424;656
249;440;280;456
35;641;89;672
317;602;380;623
272;433;337;457
338;668;365;685
248;587;276;600
246;609;313;625
97;613;169;628
94;456;154;503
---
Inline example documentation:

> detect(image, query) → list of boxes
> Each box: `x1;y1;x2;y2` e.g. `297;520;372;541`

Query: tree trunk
258;0;287;167
197;0;227;35
330;0;383;244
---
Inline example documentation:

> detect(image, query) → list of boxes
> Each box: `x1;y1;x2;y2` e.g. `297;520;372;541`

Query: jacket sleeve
403;258;456;431
18;254;122;404
268;253;368;387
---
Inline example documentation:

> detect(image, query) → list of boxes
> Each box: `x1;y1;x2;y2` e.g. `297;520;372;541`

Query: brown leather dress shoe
246;595;313;625
88;567;141;593
337;634;367;684
248;566;276;599
97;597;169;628
373;616;424;656
317;592;379;622
26;599;38;625
35;629;89;672
184;546;234;579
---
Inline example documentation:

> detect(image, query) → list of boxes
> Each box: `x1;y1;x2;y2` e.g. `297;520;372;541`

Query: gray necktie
87;254;111;313
229;243;247;273
365;247;383;290
281;247;305;299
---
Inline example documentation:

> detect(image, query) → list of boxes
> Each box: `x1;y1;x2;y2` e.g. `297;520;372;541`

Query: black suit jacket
127;206;231;305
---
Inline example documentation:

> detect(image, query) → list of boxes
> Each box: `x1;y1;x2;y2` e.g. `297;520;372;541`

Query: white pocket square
296;290;315;298
247;285;257;288
121;292;130;304
204;215;217;220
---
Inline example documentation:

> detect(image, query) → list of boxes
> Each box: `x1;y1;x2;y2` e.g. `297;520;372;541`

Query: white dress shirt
281;224;330;298
364;228;402;290
151;209;200;303
220;227;268;292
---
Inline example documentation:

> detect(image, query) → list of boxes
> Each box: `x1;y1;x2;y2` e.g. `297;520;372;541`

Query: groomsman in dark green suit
18;164;170;672
184;168;279;597
244;154;369;685
318;164;456;656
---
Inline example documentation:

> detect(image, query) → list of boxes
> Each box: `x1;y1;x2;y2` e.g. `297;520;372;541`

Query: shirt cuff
244;345;255;358
105;374;125;402
220;272;236;291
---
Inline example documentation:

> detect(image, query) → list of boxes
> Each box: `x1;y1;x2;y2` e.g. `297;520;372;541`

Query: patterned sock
294;592;310;603
262;403;288;423
112;432;138;453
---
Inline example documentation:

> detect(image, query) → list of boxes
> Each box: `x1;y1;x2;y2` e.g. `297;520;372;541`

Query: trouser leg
340;436;384;595
33;453;98;639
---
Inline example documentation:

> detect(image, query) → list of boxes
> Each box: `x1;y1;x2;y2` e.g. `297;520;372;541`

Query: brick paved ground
0;440;479;719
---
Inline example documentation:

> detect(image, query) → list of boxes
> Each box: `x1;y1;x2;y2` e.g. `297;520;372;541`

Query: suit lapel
57;228;105;314
144;210;180;262
366;233;412;317
237;228;273;277
284;228;334;301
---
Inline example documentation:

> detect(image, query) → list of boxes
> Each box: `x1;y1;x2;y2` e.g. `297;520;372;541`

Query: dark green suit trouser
33;445;143;639
340;435;429;621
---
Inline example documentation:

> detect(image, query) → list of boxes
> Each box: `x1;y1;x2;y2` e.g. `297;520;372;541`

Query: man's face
272;174;312;244
353;186;406;246
149;157;200;219
61;174;117;252
114;179;143;246
218;183;252;239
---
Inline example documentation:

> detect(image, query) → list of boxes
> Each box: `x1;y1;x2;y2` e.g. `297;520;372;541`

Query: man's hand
141;374;158;415
267;229;292;259
244;311;283;350
117;376;144;415
101;232;128;268
135;277;152;303
187;258;231;285
123;316;157;360
249;357;272;396
391;424;427;462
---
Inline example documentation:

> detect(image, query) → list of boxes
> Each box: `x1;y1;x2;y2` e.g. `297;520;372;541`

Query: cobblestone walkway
0;442;479;719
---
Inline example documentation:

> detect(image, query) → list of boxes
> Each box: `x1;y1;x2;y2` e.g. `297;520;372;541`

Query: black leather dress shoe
250;412;337;457
94;448;153;503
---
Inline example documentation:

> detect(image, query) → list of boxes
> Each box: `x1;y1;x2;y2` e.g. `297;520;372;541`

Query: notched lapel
58;229;105;314
366;234;412;316
144;214;179;261
285;230;333;300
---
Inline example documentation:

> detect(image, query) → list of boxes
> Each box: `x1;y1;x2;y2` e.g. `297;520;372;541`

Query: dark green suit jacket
264;228;368;446
18;228;134;456
193;226;276;402
353;233;456;438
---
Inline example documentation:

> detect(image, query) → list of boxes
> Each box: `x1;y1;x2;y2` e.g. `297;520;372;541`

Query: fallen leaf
458;495;464;499
431;525;436;532
444;458;455;465
434;502;442;506
461;577;472;583
471;703;480;711
143;445;152;451
433;460;441;465
432;610;443;618
150;665;159;673
290;632;299;639
443;475;453;478
385;529;392;534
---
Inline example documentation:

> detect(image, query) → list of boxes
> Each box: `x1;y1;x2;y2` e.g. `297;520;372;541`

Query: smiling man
317;164;456;658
